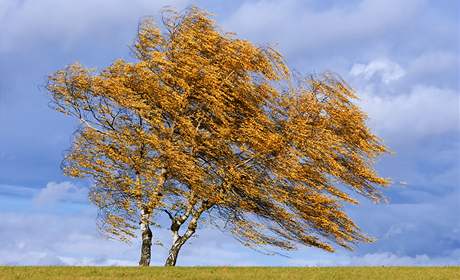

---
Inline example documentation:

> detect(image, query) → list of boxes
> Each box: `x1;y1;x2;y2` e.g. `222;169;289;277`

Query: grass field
0;267;459;280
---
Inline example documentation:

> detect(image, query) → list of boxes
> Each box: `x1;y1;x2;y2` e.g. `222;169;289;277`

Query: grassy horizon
0;266;459;280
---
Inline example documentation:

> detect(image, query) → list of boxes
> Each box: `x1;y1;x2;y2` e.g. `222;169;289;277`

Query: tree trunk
163;201;209;266
139;211;153;266
164;219;197;266
165;239;184;266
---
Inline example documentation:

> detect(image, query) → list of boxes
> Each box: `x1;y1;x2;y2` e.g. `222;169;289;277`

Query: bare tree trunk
139;210;152;267
164;225;195;266
137;170;165;267
164;237;185;266
164;211;201;266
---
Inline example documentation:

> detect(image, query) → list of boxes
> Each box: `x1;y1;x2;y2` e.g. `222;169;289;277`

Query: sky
0;0;459;266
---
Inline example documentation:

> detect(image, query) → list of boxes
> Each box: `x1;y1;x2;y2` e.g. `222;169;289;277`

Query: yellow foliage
47;7;389;253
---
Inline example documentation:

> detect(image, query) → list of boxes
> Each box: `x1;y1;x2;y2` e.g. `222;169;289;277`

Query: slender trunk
164;216;199;266
136;169;165;267
163;200;210;266
164;238;185;266
139;211;152;267
164;228;195;266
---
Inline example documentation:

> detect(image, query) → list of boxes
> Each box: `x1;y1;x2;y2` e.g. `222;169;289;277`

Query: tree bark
164;215;199;266
164;238;184;266
164;228;194;266
163;200;210;266
139;210;153;267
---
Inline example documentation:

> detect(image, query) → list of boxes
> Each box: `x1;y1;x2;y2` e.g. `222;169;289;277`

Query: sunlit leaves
46;6;389;255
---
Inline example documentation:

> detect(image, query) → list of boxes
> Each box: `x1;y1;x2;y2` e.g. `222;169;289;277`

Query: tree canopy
47;7;389;266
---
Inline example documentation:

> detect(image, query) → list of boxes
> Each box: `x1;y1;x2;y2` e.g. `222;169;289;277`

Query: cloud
409;51;459;78
405;51;460;89
350;59;405;84
0;249;136;266
34;181;88;205
223;0;424;55
347;185;460;258
1;184;459;266
0;181;88;206
58;257;136;266
347;57;459;141
1;0;459;267
289;251;460;266
0;210;139;266
358;85;459;140
0;208;258;266
282;186;460;267
0;251;66;266
0;0;191;53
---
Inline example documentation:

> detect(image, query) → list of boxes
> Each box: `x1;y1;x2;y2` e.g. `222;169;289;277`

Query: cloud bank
0;0;458;266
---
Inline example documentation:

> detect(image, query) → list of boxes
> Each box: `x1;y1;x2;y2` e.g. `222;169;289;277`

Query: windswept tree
47;7;389;267
47;63;168;266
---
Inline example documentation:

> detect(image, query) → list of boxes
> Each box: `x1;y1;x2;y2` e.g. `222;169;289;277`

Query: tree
47;62;167;266
47;7;389;267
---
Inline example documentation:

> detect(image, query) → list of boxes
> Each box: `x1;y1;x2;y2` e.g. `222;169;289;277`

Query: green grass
0;267;459;280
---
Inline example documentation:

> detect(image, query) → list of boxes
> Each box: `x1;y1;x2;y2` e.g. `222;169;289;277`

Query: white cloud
0;0;459;268
1;186;460;266
358;85;459;140
0;211;139;266
289;251;460;266
58;256;136;266
224;0;424;55
409;51;459;77
0;250;66;266
0;182;88;205
0;0;191;52
347;57;460;141
0;249;136;266
34;181;88;205
0;209;260;266
350;59;405;84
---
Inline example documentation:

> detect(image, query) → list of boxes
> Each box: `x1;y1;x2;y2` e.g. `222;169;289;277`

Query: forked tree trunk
163;200;209;266
164;216;198;266
165;238;186;266
139;211;153;266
